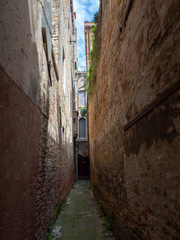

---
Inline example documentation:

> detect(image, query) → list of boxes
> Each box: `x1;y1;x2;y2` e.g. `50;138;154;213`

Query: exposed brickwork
0;0;76;239
89;1;180;239
52;0;60;68
35;0;76;238
35;113;48;240
76;141;89;157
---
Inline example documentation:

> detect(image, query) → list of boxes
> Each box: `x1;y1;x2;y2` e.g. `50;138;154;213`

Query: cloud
74;0;99;71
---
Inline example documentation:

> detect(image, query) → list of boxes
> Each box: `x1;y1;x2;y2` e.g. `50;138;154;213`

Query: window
75;61;77;70
63;47;65;61
79;118;86;138
79;90;86;107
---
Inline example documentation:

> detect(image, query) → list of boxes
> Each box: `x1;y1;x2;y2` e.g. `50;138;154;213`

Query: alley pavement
52;180;114;240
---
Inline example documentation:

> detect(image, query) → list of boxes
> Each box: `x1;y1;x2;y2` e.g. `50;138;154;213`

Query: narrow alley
0;0;180;240
52;180;114;240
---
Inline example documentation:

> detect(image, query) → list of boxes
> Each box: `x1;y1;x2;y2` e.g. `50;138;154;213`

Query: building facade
0;0;76;239
73;71;90;180
72;21;95;180
84;21;96;71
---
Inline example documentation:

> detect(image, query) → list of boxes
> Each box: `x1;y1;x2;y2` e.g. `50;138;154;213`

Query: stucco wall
0;1;41;239
0;67;40;240
0;0;75;239
89;1;180;239
0;0;41;104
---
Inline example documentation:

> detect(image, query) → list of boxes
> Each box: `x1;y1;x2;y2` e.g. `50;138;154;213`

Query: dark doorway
78;154;90;179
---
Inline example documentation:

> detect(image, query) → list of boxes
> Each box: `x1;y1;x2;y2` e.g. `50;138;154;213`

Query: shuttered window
79;90;86;107
79;118;86;138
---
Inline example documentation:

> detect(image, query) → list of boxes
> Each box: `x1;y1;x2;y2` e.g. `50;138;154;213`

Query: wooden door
78;155;90;179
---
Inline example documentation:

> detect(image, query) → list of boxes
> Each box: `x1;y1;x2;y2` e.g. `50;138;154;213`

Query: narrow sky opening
74;0;100;71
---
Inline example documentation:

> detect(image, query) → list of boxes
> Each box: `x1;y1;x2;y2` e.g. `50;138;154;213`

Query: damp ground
52;180;114;240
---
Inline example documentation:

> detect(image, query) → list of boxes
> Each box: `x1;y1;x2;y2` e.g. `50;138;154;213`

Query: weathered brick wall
89;1;180;240
0;1;41;239
76;141;89;157
35;113;48;240
0;0;75;239
35;0;75;238
52;0;60;66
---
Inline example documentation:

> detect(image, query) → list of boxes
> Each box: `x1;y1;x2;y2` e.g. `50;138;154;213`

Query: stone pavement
52;180;114;240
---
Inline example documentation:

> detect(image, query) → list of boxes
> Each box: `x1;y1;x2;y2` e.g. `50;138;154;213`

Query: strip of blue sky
74;0;99;71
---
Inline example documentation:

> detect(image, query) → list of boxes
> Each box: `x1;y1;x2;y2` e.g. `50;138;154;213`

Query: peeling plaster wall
0;1;41;239
0;0;75;239
0;0;41;104
89;1;180;239
0;67;40;240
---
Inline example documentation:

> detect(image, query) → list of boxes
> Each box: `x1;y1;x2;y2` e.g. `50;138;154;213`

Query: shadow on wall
36;117;75;239
36;81;75;238
0;0;41;239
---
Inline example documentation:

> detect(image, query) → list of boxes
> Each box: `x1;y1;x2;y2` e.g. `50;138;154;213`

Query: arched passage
77;154;90;179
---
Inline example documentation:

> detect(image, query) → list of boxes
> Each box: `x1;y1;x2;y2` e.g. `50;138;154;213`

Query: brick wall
89;1;180;239
0;0;75;239
35;0;75;238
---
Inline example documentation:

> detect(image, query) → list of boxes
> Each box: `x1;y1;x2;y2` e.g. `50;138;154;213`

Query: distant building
73;71;90;180
84;21;96;71
73;21;96;180
72;21;95;180
72;21;96;181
